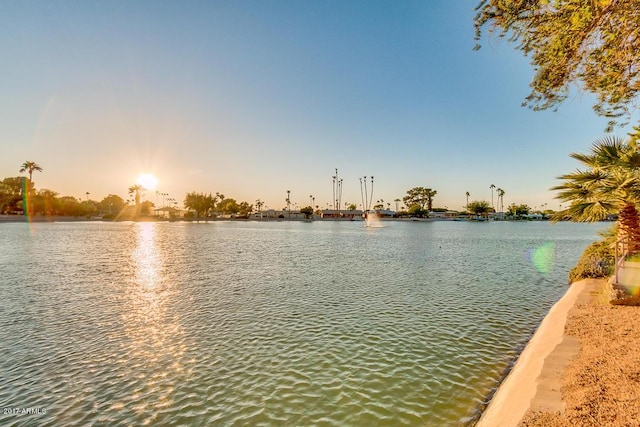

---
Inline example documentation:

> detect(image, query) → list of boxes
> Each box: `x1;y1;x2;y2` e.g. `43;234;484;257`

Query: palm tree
20;161;43;187
19;161;43;215
286;190;291;217
465;191;470;212
128;185;142;206
497;188;505;212
489;184;496;210
552;136;640;247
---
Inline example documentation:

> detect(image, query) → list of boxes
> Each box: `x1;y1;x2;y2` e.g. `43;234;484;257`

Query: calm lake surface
0;220;608;426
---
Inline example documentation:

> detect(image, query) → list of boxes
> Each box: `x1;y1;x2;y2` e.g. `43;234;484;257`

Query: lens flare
527;242;556;274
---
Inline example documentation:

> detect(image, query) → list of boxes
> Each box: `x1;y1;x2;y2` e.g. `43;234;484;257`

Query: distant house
251;209;308;220
428;210;459;220
251;209;279;219
373;209;396;218
525;213;544;220
321;209;363;219
154;206;185;219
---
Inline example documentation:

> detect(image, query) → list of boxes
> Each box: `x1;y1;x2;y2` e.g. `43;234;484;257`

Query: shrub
569;239;615;283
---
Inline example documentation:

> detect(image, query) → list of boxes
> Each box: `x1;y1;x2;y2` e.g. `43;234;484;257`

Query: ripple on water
0;221;607;425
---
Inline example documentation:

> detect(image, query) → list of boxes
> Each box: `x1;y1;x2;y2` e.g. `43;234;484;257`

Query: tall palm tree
128;185;142;206
19;161;43;215
19;161;43;187
465;191;470;212
489;184;496;210
497;188;505;212
552;136;640;247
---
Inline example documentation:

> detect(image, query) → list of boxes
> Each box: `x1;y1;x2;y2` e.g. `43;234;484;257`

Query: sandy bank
519;278;640;426
476;278;602;427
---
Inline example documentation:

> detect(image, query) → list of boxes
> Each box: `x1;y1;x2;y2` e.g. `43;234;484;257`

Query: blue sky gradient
0;1;624;211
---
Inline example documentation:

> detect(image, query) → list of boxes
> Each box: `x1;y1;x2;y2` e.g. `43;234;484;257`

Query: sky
0;1;629;212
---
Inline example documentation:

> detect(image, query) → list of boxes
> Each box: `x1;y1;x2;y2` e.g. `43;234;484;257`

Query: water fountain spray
359;176;375;224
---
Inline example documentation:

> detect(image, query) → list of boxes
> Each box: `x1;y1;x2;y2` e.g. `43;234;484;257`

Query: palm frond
559;201;612;222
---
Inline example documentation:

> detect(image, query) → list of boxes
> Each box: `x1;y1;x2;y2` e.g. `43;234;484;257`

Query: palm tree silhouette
497;188;505;212
128;185;142;206
489;184;496;210
19;161;43;215
19;161;43;187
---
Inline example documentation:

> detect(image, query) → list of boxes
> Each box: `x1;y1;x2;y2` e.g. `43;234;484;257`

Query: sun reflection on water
115;222;191;424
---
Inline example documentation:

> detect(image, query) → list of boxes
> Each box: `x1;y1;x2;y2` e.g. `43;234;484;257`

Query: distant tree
238;201;253;217
0;177;27;213
0;182;11;213
19;161;42;187
408;205;428;217
98;195;126;217
496;188;505;212
37;189;59;215
489;184;496;210
128;185;142;206
19;161;42;215
184;192;214;218
403;187;437;212
2;177;27;196
217;197;242;215
508;203;531;218
347;203;357;211
215;193;225;213
474;0;640;130
58;196;84;216
299;206;314;219
468;200;491;217
139;200;154;217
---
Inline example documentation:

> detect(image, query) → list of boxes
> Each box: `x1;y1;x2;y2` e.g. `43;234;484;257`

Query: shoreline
477;276;640;426
476;278;601;426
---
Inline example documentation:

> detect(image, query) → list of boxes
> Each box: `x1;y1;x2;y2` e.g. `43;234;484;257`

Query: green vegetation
475;0;640;131
128;184;142;206
568;238;615;284
19;161;43;215
183;192;253;219
552;136;640;247
507;203;531;218
299;206;314;219
403;187;437;214
553;136;640;281
467;200;491;216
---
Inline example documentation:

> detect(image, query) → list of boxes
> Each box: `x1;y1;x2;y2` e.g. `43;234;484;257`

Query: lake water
0;220;608;426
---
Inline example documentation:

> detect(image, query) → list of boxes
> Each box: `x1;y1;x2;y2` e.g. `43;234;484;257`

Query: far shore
0;214;602;224
477;277;640;426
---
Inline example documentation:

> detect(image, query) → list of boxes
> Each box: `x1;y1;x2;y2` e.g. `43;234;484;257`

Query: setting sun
137;173;158;190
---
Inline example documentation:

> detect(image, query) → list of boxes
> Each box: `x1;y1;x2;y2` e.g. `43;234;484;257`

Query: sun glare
137;173;159;190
